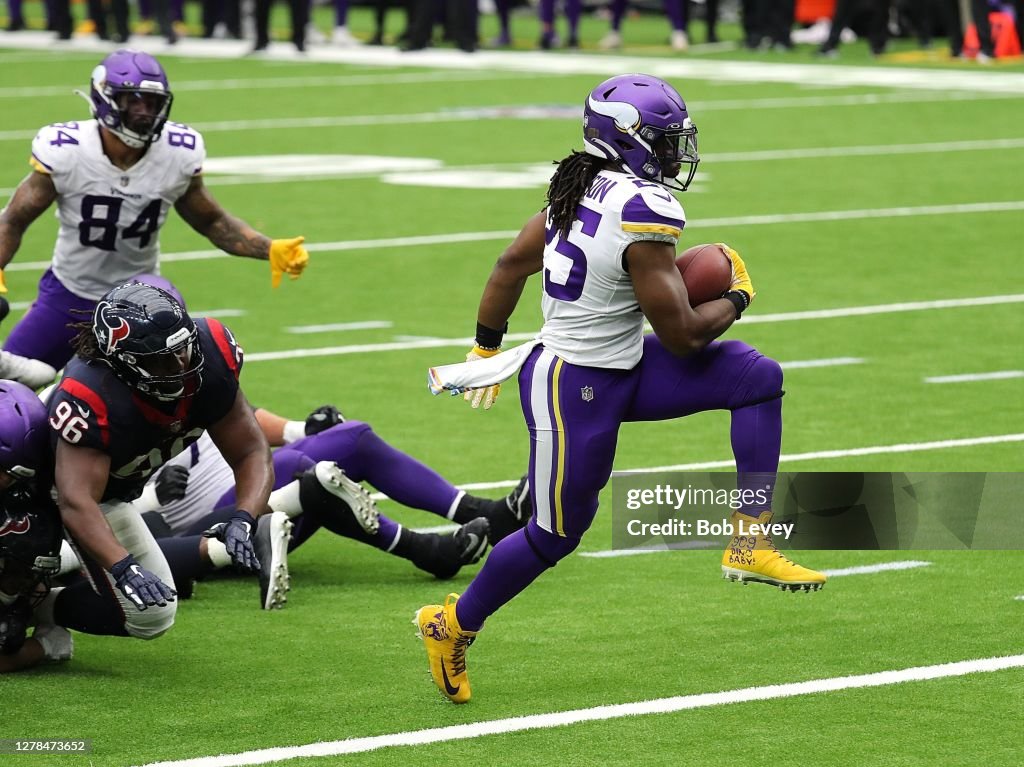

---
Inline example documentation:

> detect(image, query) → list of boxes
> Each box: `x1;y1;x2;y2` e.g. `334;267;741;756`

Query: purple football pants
456;335;783;630
200;421;462;552
4;269;97;369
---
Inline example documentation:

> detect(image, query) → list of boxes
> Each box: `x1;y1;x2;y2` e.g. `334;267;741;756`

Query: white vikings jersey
150;431;234;535
29;119;206;300
538;169;686;369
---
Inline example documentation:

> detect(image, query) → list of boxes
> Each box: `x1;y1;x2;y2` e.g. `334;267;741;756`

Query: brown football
675;243;733;307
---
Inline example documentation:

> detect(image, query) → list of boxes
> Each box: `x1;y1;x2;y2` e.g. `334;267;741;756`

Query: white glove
463;346;501;410
34;624;73;662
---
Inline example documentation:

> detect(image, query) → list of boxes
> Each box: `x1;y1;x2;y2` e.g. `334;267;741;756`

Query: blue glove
203;510;261;572
109;555;176;610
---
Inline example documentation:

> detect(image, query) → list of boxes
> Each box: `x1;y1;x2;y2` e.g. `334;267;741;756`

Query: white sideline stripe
284;321;393;334
4;32;1023;93
133;654;1024;767
1015;596;1024;601
821;561;932;577
453;433;1024;493
924;370;1024;384
6;201;1024;273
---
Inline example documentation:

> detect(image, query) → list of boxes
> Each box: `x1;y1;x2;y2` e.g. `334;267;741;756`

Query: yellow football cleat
721;510;826;592
414;593;477;703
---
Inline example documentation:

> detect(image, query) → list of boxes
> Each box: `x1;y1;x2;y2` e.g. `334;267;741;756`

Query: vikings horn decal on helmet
91;283;204;401
0;380;50;482
86;49;174;149
582;74;699;192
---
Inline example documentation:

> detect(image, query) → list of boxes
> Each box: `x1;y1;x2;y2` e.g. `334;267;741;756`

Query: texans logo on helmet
0;516;30;537
97;301;131;355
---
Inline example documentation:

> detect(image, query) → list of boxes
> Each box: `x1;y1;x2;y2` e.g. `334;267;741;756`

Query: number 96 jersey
29;119;206;301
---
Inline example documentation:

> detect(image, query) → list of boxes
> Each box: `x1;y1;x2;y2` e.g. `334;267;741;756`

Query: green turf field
0;39;1022;767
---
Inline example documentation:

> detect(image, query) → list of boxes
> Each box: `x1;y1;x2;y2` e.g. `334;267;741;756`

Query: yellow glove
718;242;754;304
464;345;501;410
269;236;310;289
0;268;7;294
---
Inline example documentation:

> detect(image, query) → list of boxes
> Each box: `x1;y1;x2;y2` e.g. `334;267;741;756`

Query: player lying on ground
136;405;529;609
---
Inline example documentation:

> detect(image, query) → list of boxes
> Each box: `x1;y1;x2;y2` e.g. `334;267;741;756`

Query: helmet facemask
111;324;203;402
92;283;205;402
647;123;699;192
83;51;174;149
582;74;700;192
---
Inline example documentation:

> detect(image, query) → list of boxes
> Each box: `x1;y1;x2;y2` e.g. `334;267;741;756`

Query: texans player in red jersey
45;281;273;641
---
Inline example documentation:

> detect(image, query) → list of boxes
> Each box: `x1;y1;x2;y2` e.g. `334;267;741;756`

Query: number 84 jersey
538;168;686;370
30;118;206;301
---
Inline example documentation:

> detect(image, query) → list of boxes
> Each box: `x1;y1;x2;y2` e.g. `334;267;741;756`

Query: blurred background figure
937;0;995;59
404;0;476;51
817;0;890;54
601;0;715;51
254;0;309;50
331;0;360;43
537;0;581;48
5;0;25;30
489;0;513;46
201;0;243;38
84;0;131;41
367;0;413;44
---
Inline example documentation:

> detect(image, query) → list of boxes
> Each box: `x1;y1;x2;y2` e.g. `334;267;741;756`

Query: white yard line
455;433;1024;493
0;70;547;99
284;321;393;334
7;199;1015;271
821;560;932;576
235;295;1021;362
924;371;1024;384
132;654;1024;767
777;357;863;369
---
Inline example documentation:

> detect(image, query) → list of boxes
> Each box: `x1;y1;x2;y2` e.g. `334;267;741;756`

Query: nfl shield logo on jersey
581;386;594;402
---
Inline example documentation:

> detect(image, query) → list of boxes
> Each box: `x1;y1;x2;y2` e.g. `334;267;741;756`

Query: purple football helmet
88;49;173;149
582;74;699;192
0;380;49;482
92;283;204;401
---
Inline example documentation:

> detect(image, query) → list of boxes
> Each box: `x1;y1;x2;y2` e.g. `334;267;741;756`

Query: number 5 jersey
29;119;205;300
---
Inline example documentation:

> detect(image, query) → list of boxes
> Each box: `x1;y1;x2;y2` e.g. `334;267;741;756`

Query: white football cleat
0;351;57;389
254;511;293;610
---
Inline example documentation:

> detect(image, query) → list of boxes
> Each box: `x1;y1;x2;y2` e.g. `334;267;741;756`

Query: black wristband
231;509;257;527
475;321;507;351
109;554;136;578
722;290;750;319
